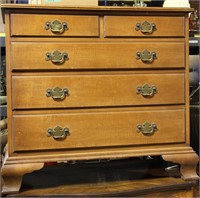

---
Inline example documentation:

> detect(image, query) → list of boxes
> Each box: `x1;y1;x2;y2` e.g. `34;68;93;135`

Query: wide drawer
104;16;185;37
12;73;185;109
12;109;185;152
11;42;185;70
11;14;99;37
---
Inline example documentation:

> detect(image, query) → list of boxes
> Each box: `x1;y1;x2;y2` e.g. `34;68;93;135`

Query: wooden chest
1;4;199;194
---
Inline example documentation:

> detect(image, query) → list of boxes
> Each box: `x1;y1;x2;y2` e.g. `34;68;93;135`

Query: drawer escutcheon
45;50;68;64
46;87;69;100
45;20;68;34
47;126;70;140
136;84;157;97
135;21;156;34
137;122;157;136
136;49;157;63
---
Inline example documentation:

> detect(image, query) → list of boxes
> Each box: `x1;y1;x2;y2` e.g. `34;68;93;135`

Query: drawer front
11;42;185;70
12;73;184;109
11;14;99;37
13;109;185;152
104;16;185;37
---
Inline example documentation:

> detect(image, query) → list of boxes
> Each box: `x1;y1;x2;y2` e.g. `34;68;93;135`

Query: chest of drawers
1;4;199;194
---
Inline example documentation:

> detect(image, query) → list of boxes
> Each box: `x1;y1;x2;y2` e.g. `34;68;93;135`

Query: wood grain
11;14;99;37
11;42;185;70
5;159;198;197
104;16;185;37
1;4;193;13
162;153;199;181
2;4;198;195
1;150;44;194
12;109;185;151
12;73;185;109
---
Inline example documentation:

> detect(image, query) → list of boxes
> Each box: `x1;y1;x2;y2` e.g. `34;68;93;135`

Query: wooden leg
162;152;199;181
1;161;44;195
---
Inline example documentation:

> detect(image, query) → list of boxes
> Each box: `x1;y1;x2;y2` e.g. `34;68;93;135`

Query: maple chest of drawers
1;4;199;194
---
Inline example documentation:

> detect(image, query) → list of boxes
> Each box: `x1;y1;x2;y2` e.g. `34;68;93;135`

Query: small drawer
11;42;185;70
12;109;185;152
104;16;185;37
11;14;99;37
12;73;185;109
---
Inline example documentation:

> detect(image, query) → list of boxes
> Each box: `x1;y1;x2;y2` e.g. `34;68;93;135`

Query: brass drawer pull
137;122;157;136
136;84;157;97
45;20;68;34
135;21;156;33
136;49;157;63
47;126;70;140
45;50;68;64
46;87;69;100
